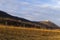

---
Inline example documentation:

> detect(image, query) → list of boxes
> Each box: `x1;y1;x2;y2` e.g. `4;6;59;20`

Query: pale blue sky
0;0;60;26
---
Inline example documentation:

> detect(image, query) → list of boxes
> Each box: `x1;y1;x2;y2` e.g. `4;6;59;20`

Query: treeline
0;17;59;29
0;18;40;28
0;17;48;29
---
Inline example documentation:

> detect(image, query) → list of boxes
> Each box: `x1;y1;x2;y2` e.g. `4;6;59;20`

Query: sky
0;0;60;26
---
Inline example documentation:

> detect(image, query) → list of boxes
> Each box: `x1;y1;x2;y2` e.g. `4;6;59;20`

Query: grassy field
0;25;60;40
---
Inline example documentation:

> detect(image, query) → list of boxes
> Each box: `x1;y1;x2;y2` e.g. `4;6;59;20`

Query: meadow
0;25;60;40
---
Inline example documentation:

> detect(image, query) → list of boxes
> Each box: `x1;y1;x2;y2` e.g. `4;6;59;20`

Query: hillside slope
0;25;60;40
0;10;60;29
32;21;60;29
0;11;30;22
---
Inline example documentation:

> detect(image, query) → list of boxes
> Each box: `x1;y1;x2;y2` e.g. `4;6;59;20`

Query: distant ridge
0;10;30;22
0;10;60;29
0;11;12;17
35;20;60;29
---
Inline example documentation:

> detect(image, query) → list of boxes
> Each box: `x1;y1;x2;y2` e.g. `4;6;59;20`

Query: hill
0;11;30;22
0;10;60;29
32;20;60;29
0;11;60;40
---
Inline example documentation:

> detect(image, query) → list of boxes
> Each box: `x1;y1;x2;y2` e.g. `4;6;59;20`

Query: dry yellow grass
0;25;60;40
